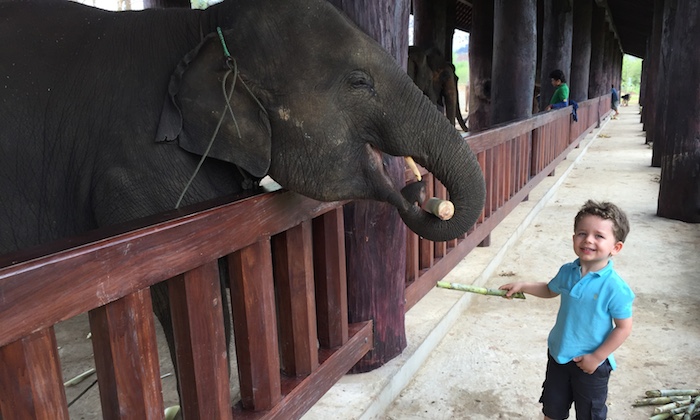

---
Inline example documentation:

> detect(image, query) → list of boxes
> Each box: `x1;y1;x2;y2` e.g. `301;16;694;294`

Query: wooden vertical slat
313;209;349;349
419;173;435;269
406;229;420;284
273;221;319;376
228;240;281;411
88;289;164;420
433;179;447;258
0;328;68;420
168;262;232;420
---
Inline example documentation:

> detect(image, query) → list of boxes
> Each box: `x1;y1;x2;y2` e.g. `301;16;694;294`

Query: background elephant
0;0;485;401
408;46;469;132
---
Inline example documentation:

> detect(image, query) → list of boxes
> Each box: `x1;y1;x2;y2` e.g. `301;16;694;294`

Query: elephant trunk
386;113;485;242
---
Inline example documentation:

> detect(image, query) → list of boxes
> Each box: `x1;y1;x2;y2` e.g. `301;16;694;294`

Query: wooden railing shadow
0;95;610;419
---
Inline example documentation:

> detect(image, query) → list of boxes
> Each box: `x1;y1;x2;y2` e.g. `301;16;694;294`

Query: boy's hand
572;355;603;374
499;283;523;298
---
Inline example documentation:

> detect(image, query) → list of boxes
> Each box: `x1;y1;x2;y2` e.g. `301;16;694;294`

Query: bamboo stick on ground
634;396;692;407
647;390;700;398
436;281;526;299
655;400;692;414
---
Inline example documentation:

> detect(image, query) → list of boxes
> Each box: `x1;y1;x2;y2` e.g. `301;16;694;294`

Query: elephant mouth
366;144;454;222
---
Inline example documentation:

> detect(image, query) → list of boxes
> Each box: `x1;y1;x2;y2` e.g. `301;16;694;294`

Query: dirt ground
384;105;700;419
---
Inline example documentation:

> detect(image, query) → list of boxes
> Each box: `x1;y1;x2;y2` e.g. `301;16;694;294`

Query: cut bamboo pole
654;399;692;414
436;281;526;299
634;396;692;407
646;390;700;398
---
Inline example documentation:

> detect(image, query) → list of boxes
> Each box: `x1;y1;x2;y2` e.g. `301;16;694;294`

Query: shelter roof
455;0;653;58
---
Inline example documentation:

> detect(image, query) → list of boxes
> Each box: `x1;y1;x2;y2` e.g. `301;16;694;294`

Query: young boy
500;200;634;420
545;69;569;111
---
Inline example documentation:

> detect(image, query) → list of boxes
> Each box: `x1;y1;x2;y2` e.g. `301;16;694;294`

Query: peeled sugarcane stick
634;396;692;407
647;390;700;398
436;281;526;299
424;197;455;221
655;399;692;415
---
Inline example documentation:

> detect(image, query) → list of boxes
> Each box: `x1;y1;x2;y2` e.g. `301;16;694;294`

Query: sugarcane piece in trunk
647;390;700;398
634;396;693;407
424;197;455;220
655;399;692;414
436;281;526;299
650;413;673;420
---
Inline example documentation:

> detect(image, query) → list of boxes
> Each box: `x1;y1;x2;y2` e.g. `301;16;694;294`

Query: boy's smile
572;214;624;274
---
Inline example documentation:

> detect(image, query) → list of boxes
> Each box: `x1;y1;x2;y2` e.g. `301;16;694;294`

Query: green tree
621;54;642;94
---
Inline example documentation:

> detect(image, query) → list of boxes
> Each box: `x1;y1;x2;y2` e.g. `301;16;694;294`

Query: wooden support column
588;3;607;99
651;0;677;167
468;0;494;132
492;0;537;125
570;0;592;102
539;0;573;110
657;0;699;223
327;0;410;372
413;0;448;54
644;0;664;147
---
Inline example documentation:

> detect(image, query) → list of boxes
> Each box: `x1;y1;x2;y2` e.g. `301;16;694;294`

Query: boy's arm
499;282;559;299
573;317;634;374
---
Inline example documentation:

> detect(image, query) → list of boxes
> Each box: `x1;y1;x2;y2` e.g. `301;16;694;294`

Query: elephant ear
156;33;271;178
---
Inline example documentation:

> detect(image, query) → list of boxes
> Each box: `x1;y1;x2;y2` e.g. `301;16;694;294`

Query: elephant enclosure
0;97;609;419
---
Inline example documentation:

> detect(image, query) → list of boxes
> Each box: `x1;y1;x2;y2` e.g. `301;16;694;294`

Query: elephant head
408;46;469;132
155;0;485;242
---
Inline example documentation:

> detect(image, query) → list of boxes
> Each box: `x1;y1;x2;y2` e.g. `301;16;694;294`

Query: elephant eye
348;71;376;94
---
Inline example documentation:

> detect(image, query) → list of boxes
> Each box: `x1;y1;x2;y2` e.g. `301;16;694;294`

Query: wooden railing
0;96;609;419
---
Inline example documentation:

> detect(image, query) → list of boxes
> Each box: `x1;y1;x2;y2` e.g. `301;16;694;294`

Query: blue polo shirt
547;259;634;370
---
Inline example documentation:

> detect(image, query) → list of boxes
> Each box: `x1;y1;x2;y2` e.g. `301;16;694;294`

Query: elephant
408;46;469;132
0;0;485;404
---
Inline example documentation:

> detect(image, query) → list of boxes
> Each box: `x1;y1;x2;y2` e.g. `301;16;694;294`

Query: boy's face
572;214;623;269
550;78;560;87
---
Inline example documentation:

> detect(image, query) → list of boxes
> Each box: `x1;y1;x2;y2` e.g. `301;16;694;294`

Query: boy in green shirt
545;69;569;111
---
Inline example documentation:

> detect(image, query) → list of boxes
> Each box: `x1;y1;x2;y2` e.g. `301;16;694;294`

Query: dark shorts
540;352;612;420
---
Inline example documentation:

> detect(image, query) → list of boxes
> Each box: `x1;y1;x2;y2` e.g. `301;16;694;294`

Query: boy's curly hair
574;200;630;243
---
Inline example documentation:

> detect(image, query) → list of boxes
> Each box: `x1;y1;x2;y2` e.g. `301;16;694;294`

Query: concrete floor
304;105;700;420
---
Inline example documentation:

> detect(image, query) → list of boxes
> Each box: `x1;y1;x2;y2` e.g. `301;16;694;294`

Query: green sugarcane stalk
655;400;692;414
651;413;672;420
63;368;96;387
647;390;700;398
436;281;526;299
685;396;700;420
634;396;691;407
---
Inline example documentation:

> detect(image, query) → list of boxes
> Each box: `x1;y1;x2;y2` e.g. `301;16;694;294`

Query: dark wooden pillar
639;39;649;123
651;0;677;167
588;3;606;98
644;0;664;147
468;0;494;132
414;0;448;54
539;0;573;110
327;0;410;372
657;0;699;223
491;0;537;125
570;0;592;102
